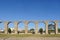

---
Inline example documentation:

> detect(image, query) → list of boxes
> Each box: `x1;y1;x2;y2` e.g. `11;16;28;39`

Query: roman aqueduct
0;20;60;34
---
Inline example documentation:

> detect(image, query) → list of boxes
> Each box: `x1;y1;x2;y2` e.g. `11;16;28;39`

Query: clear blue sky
0;0;60;21
0;0;60;30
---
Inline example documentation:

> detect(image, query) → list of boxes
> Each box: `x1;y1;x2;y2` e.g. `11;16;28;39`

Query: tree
39;28;43;34
48;24;55;34
8;28;11;33
48;24;55;30
30;28;35;34
58;28;60;33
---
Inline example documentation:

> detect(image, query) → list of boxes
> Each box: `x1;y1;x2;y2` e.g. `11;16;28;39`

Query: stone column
54;21;58;34
14;21;19;34
24;21;28;34
45;21;48;34
4;21;9;34
35;21;38;34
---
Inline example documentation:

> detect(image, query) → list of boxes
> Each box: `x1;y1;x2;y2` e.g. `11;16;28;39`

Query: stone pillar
4;21;9;34
45;21;48;34
54;21;58;34
24;21;28;34
14;21;19;34
35;21;38;34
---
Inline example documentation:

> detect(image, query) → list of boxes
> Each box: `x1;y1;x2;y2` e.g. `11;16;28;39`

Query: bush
39;28;43;34
8;28;11;33
32;31;35;34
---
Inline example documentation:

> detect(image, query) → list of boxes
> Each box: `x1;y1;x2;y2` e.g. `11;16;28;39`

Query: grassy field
0;34;60;38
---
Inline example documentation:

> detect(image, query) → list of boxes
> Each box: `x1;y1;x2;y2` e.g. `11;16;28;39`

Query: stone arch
58;21;60;33
38;21;46;34
8;21;14;34
18;21;25;34
28;21;35;34
0;21;4;33
58;22;60;33
48;21;56;34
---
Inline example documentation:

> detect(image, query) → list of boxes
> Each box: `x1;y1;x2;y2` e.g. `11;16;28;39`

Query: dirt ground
0;37;60;40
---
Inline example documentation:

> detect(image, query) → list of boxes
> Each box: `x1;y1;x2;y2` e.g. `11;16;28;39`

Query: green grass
0;34;60;38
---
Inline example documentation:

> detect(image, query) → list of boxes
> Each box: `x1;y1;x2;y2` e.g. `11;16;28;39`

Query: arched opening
58;22;60;33
28;22;35;34
8;22;14;34
38;22;45;34
48;21;55;34
0;22;4;34
18;22;25;34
